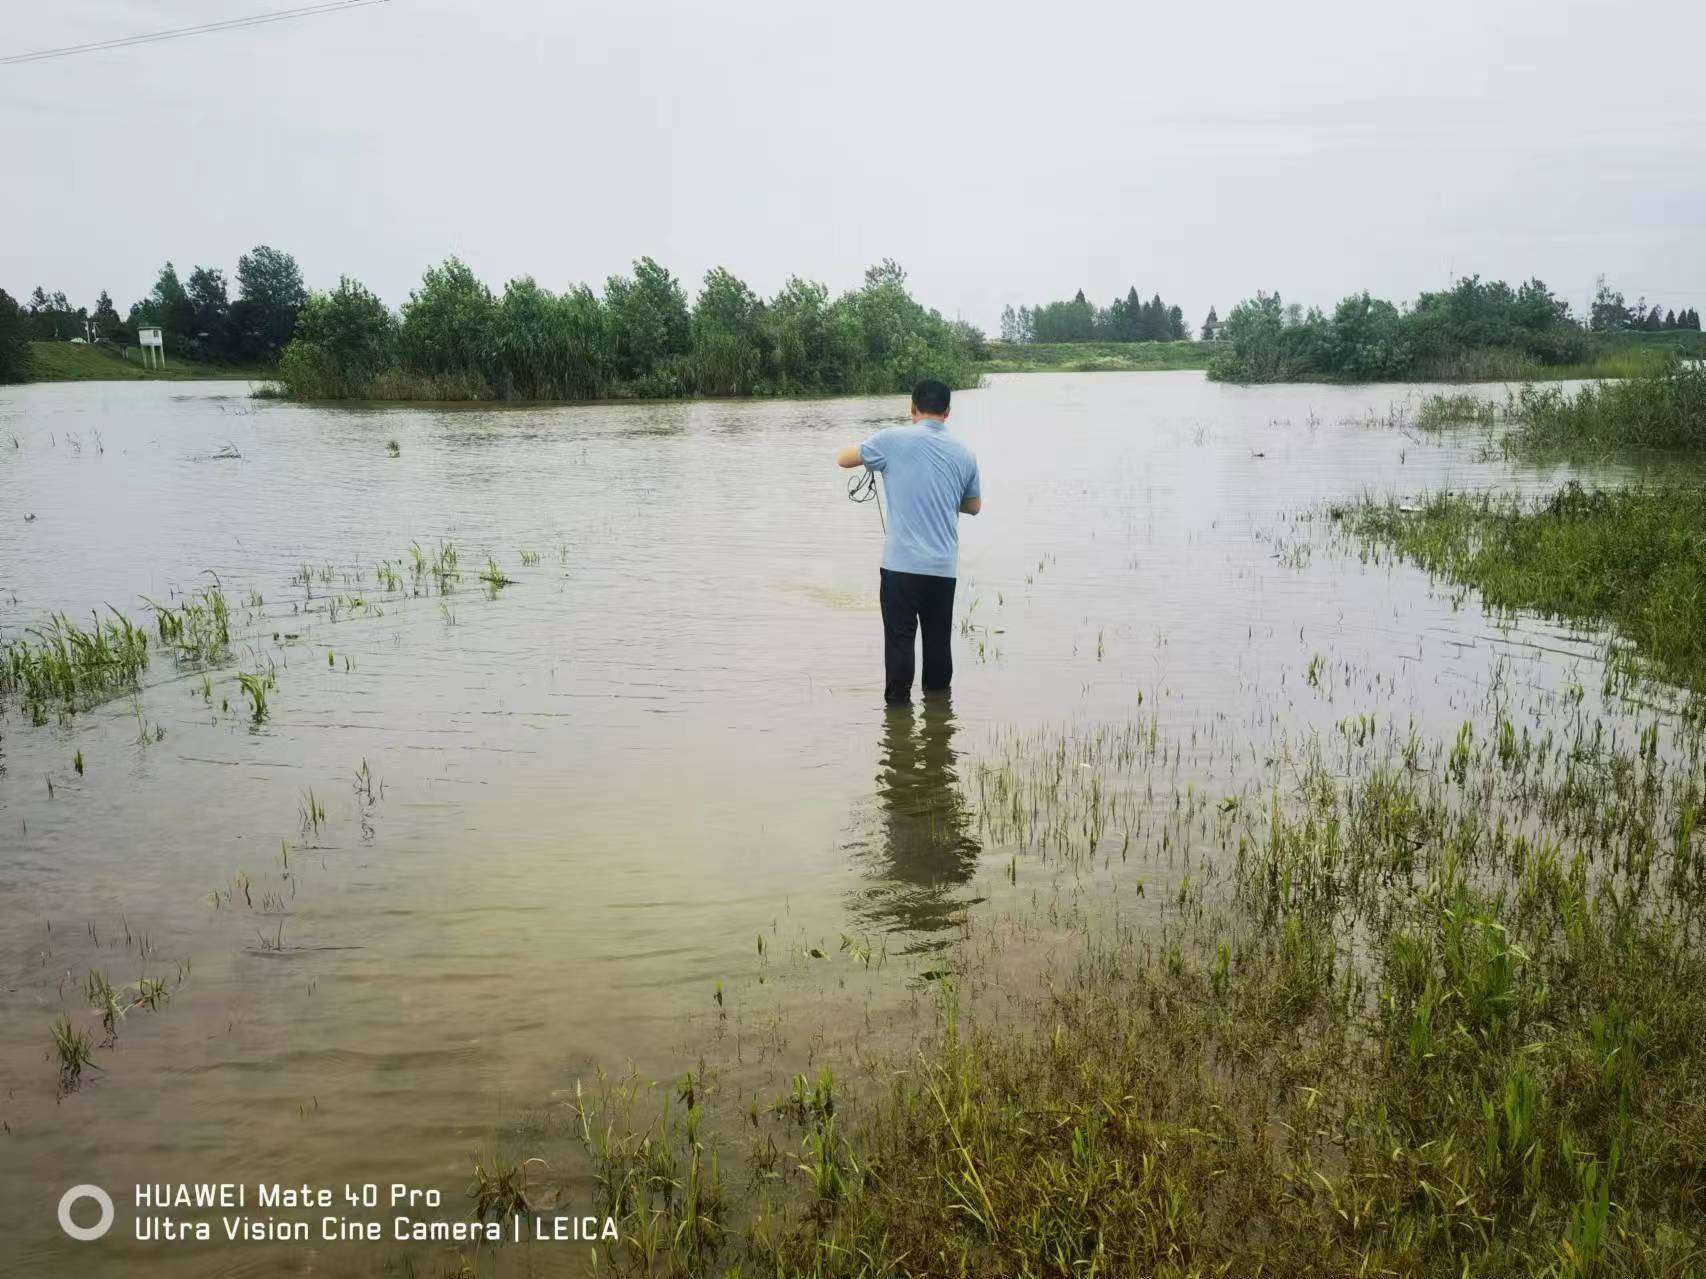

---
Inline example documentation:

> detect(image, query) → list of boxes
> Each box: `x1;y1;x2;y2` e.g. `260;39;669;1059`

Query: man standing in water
837;379;981;704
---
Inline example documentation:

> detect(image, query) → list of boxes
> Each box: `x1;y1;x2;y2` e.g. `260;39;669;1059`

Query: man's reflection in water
848;697;983;943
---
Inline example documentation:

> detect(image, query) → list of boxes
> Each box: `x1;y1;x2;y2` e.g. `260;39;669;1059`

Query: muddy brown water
0;372;1669;1275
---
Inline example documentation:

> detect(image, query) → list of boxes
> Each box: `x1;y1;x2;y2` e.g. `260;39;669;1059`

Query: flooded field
0;372;1686;1276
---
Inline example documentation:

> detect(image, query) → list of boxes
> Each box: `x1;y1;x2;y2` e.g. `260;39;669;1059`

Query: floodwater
0;372;1665;1275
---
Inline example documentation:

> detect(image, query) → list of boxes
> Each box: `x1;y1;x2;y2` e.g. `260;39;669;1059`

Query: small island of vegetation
1207;277;1703;384
268;257;983;402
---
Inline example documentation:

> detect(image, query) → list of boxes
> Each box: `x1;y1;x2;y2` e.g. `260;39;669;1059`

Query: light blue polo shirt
859;420;980;579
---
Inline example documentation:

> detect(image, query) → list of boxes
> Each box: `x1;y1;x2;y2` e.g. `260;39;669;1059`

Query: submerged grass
1404;365;1706;452
2;583;241;723
1;610;149;722
557;700;1706;1277
1504;363;1706;454
146;584;232;667
1352;484;1706;691
1414;391;1502;431
51;1014;94;1093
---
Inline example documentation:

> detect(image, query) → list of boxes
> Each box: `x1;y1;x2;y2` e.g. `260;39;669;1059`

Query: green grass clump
51;1015;95;1092
1506;363;1706;453
146;585;232;667
1353;484;1706;690
1414;391;1502;430
1;609;149;721
238;670;274;725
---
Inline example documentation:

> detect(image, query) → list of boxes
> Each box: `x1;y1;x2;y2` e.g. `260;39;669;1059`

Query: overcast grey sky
4;0;1703;330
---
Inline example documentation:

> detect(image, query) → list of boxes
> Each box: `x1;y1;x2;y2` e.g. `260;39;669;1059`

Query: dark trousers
880;569;956;703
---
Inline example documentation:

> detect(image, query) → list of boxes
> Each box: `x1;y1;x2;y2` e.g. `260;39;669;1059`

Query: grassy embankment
1417;362;1706;452
1374;365;1706;693
979;339;1215;373
1402;333;1704;384
25;340;272;383
551;709;1706;1277
1354;484;1706;692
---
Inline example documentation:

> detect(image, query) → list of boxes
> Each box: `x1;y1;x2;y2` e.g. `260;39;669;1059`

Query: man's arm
836;444;865;469
960;461;981;515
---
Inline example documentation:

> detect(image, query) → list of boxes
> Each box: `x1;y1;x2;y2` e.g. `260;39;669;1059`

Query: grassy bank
1235;337;1692;388
25;340;271;383
979;339;1215;373
1504;363;1706;453
1353;484;1706;691
551;697;1706;1277
1410;364;1706;453
1414;336;1693;384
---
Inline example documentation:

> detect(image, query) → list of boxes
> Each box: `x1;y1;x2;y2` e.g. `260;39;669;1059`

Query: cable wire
3;0;389;66
847;467;885;533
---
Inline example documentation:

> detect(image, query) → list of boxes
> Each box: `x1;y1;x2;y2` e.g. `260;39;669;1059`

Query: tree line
1205;276;1702;382
275;257;984;401
1589;283;1700;333
1000;287;1191;344
3;245;308;373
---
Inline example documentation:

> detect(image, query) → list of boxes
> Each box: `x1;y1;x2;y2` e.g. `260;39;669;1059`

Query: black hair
911;379;951;416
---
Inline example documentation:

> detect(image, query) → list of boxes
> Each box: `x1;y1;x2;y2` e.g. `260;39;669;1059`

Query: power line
2;0;390;66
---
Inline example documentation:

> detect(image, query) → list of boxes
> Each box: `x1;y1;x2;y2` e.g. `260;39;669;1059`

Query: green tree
1144;294;1168;341
26;286;81;340
132;263;195;342
604;257;691;387
826;260;976;392
277;276;397;397
951;319;988;362
999;304;1028;343
185;266;231;356
1030;290;1096;342
92;290;123;343
1206;292;1306;381
690;267;764;395
399;257;497;388
1121;287;1143;340
763;276;831;391
487;277;611;400
235;245;307;360
0;288;32;383
1322;292;1411;378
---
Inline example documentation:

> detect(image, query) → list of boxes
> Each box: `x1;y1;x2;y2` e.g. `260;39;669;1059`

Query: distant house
1202;317;1231;342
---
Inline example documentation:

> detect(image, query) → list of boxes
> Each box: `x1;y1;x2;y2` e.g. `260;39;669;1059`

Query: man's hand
836;445;864;469
960;497;982;515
